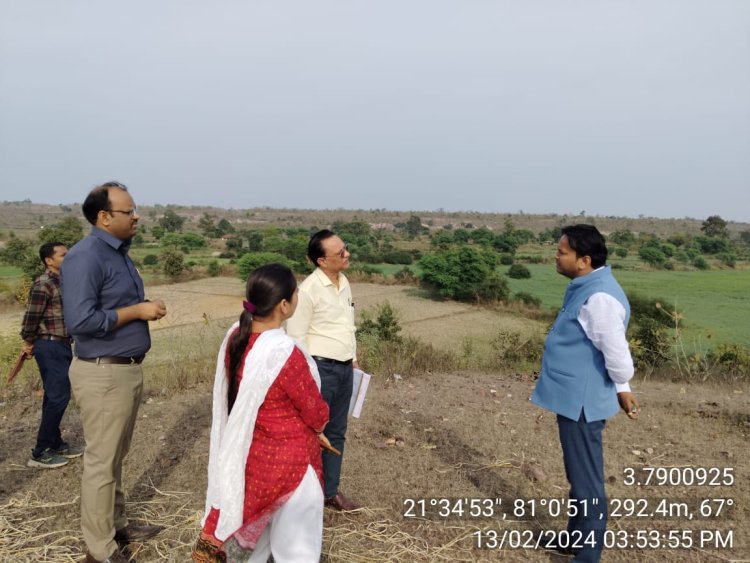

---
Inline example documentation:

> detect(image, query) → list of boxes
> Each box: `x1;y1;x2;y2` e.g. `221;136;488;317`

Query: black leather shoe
114;524;164;544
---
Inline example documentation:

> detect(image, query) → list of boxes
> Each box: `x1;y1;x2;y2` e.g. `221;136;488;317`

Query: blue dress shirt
61;227;151;358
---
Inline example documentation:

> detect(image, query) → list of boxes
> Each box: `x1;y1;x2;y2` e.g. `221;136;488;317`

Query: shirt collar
313;267;348;289
313;267;335;287
91;226;129;252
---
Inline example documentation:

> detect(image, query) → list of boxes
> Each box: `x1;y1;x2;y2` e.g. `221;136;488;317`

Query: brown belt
77;355;145;365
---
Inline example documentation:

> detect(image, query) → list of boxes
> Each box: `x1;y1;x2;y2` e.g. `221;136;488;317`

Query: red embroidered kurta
202;332;329;546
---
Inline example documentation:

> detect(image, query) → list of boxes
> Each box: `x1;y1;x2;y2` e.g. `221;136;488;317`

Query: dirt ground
1;278;748;562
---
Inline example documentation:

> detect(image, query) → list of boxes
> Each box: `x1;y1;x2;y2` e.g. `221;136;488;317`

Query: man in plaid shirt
20;241;82;468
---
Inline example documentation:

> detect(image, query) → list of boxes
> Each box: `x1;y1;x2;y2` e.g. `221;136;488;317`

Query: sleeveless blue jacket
531;266;630;422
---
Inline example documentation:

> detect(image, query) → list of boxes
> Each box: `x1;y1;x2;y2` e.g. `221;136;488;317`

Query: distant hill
1;200;748;239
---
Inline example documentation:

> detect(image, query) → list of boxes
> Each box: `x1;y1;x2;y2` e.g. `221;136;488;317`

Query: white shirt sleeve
578;292;634;392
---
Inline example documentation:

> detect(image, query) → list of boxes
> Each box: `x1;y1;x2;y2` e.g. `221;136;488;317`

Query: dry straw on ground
0;485;197;563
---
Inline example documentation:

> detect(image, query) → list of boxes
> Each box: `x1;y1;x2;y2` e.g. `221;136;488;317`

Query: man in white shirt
531;224;640;563
286;229;361;511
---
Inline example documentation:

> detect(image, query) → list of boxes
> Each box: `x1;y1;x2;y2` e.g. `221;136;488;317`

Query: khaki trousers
69;358;143;560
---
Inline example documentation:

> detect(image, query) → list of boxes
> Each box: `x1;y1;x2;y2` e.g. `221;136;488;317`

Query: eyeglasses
325;244;349;259
108;208;137;217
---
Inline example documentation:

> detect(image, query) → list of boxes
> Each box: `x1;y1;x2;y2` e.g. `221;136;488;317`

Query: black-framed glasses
325;243;349;258
108;208;137;217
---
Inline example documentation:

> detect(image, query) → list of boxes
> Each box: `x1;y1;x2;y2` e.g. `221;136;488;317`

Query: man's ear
578;255;592;269
97;209;111;227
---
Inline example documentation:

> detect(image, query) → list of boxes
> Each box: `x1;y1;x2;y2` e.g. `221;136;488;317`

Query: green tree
226;230;263;256
430;230;454;248
198;213;219;237
512;228;536;245
159;210;186;233
477;272;509;301
161;232;206;249
206;260;221;278
217;218;235;235
470;227;494;247
236;252;291;280
1;236;42;279
638;246;667;267
492;232;520;254
666;233;688;247
39;217;84;247
537;227;562;244
206;260;221;277
151;225;165;240
161;249;185;278
694;235;732;254
1;236;33;266
692;256;709;270
452;228;471;243
701;215;729;238
358;301;402;342
608;229;637;247
418;246;504;301
507;264;531;279
332;220;372;239
383;250;413;265
716;252;736;268
404;215;424;238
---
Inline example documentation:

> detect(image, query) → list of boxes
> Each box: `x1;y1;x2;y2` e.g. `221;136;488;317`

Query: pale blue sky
1;1;748;220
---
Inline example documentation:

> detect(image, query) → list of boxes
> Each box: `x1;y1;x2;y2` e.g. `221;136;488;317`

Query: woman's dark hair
561;224;608;268
226;263;297;412
82;181;128;225
307;229;336;267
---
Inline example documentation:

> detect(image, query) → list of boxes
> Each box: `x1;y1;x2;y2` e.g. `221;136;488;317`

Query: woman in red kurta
194;264;331;563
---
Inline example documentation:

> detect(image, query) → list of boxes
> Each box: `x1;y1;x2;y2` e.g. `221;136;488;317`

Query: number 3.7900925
622;467;734;487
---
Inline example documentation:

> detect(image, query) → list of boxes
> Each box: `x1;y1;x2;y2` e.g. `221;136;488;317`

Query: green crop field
0;266;23;279
505;264;750;347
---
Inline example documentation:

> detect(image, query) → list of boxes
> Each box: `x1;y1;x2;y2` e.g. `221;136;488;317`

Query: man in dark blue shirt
62;181;167;563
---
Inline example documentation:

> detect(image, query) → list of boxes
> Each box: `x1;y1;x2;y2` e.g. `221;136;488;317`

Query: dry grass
0;485;197;563
0;493;81;563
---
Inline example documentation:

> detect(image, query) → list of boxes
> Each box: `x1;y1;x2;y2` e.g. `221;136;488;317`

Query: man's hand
21;340;34;358
116;299;167;328
139;299;167;321
318;432;341;456
618;392;640;420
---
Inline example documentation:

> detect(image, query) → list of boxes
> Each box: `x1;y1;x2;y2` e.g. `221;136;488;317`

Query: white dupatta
202;323;321;541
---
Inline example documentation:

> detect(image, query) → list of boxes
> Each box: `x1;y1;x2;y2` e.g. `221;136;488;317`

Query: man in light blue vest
531;224;640;563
